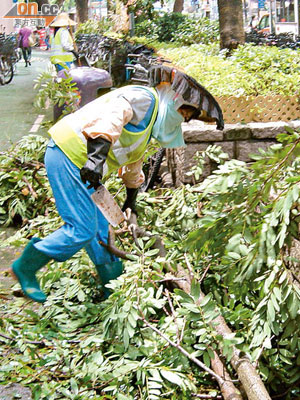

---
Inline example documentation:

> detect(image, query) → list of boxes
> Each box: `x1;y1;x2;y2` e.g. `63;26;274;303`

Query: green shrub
75;19;114;36
135;14;219;45
0;135;54;226
174;17;219;45
157;43;300;97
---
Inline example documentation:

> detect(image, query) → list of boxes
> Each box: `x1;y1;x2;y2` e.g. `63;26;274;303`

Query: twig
157;277;187;283
191;394;222;399
137;314;225;385
0;332;45;346
0;332;13;341
248;137;300;210
99;240;132;260
165;288;181;344
254;335;275;369
199;264;211;284
135;284;225;386
184;253;194;281
22;176;37;198
129;222;140;249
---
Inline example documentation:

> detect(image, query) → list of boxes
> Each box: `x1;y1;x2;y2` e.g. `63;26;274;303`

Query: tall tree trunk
217;0;245;52
35;0;49;7
76;0;89;23
173;0;184;13
55;0;65;11
107;0;113;14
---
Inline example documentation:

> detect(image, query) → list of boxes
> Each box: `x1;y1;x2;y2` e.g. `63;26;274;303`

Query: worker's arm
60;28;74;52
82;96;134;144
119;158;145;214
80;97;134;189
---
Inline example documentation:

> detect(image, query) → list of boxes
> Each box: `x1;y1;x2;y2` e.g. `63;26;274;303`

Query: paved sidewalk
0;48;52;151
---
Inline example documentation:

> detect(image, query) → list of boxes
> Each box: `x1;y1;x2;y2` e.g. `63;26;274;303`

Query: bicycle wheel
1;57;14;84
140;148;166;192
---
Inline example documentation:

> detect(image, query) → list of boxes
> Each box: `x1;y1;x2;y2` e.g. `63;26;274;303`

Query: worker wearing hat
50;12;77;71
10;66;224;304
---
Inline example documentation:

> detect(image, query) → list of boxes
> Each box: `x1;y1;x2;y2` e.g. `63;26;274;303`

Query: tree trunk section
123;216;271;399
35;0;49;7
55;0;65;10
217;0;245;51
173;0;184;13
76;0;89;23
175;266;272;400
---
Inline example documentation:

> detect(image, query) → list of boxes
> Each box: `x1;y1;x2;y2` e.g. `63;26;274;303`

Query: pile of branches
0;133;299;399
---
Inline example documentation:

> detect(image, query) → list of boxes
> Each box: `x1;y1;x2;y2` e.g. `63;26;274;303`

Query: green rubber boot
95;261;123;299
11;238;51;303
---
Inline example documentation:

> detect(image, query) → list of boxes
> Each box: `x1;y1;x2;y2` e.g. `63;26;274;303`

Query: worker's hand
122;187;139;215
80;161;102;190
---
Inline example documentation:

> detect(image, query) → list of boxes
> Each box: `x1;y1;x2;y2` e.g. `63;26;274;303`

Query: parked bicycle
246;30;300;49
0;33;19;85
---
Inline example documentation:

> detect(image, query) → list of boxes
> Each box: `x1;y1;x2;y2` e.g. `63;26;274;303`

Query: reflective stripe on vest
50;28;74;64
102;87;159;177
48;87;159;175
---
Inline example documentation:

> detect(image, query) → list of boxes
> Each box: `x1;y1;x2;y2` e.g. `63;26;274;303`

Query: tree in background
76;0;89;23
35;0;50;7
51;0;88;23
173;0;184;13
217;0;245;51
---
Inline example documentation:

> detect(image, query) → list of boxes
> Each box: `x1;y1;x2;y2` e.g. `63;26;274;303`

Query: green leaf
191;279;201;300
267;300;275;323
160;369;182;386
199;293;212;307
203;351;211;367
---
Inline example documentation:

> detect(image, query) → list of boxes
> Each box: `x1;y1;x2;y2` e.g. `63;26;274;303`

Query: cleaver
91;185;125;227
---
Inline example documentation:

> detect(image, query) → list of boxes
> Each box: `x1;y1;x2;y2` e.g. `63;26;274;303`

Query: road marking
29;115;45;133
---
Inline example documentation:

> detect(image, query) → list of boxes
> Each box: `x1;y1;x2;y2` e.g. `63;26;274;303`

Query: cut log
125;214;271;400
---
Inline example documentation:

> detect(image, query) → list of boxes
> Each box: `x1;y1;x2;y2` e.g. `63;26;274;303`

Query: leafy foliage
75;19;114;36
0;135;54;226
135;14;219;44
34;66;81;121
157;42;300;97
0;132;300;399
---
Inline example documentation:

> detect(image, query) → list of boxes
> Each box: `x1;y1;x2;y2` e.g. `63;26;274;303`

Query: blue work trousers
34;140;116;265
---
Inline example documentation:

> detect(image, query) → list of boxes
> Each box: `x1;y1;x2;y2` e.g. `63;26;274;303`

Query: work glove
71;50;79;59
122;187;139;215
80;137;111;190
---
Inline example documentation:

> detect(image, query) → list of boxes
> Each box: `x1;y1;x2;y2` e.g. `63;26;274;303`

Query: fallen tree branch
120;215;242;400
192;394;222;399
136;289;227;388
126;214;271;400
174;264;271;400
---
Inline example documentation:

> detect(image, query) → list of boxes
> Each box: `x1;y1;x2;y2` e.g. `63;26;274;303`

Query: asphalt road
0;48;52;304
0;48;52;151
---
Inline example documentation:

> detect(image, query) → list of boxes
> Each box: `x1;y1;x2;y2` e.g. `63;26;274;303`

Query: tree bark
76;0;89;23
124;214;271;400
174;266;272;400
35;0;49;7
55;0;65;10
123;215;243;400
217;0;245;51
173;0;184;13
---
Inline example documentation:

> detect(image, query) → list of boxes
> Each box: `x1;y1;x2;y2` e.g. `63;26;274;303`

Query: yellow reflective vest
48;86;159;178
50;28;74;65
